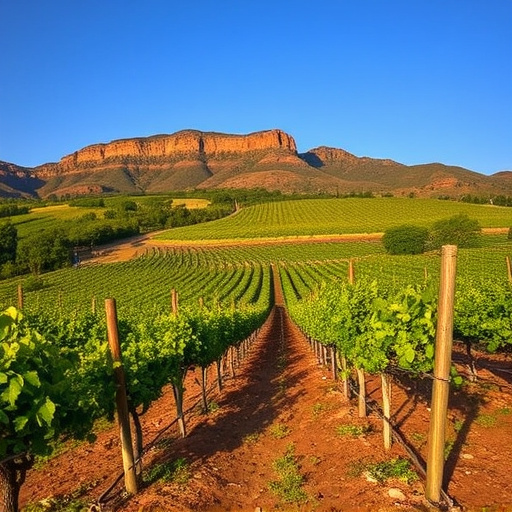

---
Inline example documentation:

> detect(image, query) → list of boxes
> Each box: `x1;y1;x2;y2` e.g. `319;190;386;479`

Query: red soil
18;271;512;512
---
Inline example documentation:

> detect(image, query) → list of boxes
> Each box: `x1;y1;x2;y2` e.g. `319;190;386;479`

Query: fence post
426;245;457;505
171;288;178;315
105;298;138;495
506;256;512;284
348;259;355;285
17;284;23;310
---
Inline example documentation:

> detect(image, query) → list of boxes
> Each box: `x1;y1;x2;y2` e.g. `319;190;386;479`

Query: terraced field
155;197;512;241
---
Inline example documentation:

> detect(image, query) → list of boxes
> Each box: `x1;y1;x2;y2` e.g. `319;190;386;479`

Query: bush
382;225;429;255
508;227;512;240
430;214;481;248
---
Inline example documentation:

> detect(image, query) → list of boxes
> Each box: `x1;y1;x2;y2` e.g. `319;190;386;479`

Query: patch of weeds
207;400;220;413
268;443;308;505
453;418;464;433
312;402;326;418
346;459;368;478
145;457;191;485
270;423;291;439
410;432;426;444
498;407;511;415
23;492;89;512
476;413;498;428
243;432;260;445
335;423;372;438
444;440;455;460
364;457;418;485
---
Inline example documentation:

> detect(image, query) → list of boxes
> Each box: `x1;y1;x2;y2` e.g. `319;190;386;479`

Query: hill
1;129;511;198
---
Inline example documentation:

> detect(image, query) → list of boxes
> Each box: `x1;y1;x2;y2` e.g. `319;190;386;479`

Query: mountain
1;129;511;198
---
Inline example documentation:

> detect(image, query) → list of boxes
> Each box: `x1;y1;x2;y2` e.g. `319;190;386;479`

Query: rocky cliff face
1;129;511;198
35;129;297;178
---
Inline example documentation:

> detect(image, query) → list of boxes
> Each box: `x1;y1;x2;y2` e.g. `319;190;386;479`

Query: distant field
155;198;512;241
9;198;209;239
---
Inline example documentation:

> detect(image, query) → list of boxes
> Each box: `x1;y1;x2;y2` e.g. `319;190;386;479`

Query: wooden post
331;346;338;380
506;256;512;284
105;298;138;495
17;284;23;310
356;368;366;417
91;296;96;314
171;288;178;315
348;259;355;285
341;356;349;400
426;245;457;505
381;373;392;450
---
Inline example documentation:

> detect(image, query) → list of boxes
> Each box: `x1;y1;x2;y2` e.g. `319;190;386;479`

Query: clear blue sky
1;1;511;175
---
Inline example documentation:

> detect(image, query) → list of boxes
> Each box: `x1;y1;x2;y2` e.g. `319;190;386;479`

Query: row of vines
0;262;273;511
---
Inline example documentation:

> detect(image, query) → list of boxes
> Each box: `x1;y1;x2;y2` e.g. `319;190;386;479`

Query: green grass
145;457;191;485
268;443;308;505
155;198;512;241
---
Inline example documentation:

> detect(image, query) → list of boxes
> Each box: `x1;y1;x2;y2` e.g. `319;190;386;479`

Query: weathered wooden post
381;373;392;450
426;245;457;505
506;256;512;284
171;288;178;315
17;284;23;310
105;298;138;495
348;259;355;285
91;295;96;314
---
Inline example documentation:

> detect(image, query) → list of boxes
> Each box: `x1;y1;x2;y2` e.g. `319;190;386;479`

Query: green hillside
155;198;512;241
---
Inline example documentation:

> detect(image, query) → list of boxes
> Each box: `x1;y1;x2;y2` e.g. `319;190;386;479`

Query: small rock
462;453;474;459
388;488;406;501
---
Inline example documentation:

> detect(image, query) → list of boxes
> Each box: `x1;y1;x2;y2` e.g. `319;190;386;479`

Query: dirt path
19;270;512;511
84;227;509;265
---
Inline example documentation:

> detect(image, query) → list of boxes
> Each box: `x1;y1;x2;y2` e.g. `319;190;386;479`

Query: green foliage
382;225;429;255
268;443;308;505
335;423;372;437
430;213;481;248
269;423;291;439
508;227;512;240
0;204;30;218
363;457;418;484
155;198;512;242
22;275;46;292
0;221;18;265
68;198;105;208
145;457;191;485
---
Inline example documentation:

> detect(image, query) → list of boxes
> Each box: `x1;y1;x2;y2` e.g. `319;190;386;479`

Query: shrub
508;227;512;240
382;225;429;255
430;213;481;248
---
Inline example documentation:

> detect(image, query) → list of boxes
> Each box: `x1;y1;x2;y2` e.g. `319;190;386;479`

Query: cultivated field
1;197;511;512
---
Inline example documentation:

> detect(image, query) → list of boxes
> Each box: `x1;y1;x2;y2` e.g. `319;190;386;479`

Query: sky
1;1;511;175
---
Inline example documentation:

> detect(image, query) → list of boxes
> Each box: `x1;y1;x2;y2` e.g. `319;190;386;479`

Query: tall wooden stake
381;373;392;450
356;368;366;418
506;256;512;284
348;259;355;285
426;245;457;505
171;288;178;315
105;298;138;495
17;284;23;310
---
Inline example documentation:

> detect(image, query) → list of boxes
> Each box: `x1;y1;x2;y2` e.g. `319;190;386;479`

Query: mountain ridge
1;128;511;199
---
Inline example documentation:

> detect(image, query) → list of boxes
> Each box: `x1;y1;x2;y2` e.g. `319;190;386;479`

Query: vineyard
0;198;511;511
154;197;512;241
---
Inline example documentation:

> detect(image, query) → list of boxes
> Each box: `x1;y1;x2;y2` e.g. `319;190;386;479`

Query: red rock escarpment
35;129;297;178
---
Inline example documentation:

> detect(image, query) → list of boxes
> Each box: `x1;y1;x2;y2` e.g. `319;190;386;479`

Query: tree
430;214;481;248
0;222;17;265
382;225;429;255
16;229;71;275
